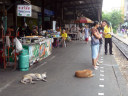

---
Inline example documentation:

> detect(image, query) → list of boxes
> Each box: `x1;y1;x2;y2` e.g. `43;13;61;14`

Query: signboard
17;5;32;17
44;9;54;16
44;17;50;21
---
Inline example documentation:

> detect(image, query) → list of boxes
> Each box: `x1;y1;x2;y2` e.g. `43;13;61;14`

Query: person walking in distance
103;21;113;55
84;25;89;44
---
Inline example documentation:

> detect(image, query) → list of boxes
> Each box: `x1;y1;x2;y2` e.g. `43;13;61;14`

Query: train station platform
0;40;128;96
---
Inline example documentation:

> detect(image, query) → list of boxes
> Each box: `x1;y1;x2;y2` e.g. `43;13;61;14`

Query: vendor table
22;38;52;66
68;32;77;40
52;36;62;48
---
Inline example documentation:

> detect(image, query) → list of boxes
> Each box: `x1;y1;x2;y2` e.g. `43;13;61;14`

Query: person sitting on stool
60;29;67;47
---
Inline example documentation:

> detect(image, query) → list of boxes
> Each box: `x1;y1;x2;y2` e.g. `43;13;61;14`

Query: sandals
97;61;103;64
96;61;103;66
96;62;100;66
94;66;99;70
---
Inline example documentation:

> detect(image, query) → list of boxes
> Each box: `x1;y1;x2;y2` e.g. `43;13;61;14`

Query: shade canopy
75;17;94;23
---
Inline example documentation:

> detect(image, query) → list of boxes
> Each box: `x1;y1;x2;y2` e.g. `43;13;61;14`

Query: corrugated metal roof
43;0;103;21
0;0;103;23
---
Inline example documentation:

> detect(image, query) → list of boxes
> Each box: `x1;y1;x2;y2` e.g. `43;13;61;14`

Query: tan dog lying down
21;72;47;84
75;69;94;78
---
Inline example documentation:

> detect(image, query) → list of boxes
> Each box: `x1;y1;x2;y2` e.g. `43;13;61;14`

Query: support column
53;0;58;22
98;8;101;22
21;0;25;26
60;0;63;27
74;7;77;22
13;0;17;34
41;0;45;30
2;5;7;35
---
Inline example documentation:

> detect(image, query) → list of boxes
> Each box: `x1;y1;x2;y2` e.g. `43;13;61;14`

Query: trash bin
19;49;29;71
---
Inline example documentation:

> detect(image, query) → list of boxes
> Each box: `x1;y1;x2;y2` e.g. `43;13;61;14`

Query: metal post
21;0;25;26
60;0;63;27
13;0;17;35
54;0;58;21
42;0;45;30
2;1;6;69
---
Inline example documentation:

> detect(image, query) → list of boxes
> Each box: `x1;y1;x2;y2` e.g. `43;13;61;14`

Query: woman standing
91;21;101;70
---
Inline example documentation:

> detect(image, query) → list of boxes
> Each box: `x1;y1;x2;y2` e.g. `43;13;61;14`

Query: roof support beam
63;3;101;8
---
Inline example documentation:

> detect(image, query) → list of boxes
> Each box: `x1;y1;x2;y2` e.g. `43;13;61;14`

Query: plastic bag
6;36;10;47
14;38;23;52
89;36;91;41
82;35;85;40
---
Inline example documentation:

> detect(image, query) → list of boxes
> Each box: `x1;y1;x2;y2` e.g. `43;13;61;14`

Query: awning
75;16;94;23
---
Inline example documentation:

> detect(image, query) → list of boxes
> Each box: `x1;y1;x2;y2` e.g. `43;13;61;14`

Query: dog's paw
31;82;36;84
42;79;47;82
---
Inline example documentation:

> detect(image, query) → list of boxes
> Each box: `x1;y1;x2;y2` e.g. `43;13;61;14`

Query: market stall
21;36;53;66
68;33;77;40
52;36;61;47
44;30;62;48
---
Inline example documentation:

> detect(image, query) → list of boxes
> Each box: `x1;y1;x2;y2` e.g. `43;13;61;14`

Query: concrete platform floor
0;41;128;96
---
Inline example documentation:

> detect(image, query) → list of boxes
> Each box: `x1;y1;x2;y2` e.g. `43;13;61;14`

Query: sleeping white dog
21;72;47;84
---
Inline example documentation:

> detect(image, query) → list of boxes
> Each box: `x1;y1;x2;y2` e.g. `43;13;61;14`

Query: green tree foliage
102;10;124;33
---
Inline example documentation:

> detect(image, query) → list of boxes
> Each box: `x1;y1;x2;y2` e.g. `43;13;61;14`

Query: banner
17;5;32;17
53;21;56;31
44;9;54;16
44;17;50;21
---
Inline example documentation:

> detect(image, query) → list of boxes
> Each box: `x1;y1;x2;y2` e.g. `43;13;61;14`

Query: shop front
21;37;53;66
0;1;54;70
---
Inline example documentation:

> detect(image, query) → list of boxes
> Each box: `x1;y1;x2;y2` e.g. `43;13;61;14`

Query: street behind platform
0;40;128;96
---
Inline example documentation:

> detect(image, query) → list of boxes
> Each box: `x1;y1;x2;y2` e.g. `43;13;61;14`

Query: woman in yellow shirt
62;30;67;39
60;29;67;47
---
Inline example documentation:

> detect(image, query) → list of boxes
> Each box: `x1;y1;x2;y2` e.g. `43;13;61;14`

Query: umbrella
75;17;94;23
